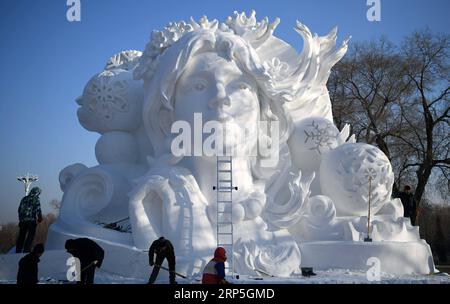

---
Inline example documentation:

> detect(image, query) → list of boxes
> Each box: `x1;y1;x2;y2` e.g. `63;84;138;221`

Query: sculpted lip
216;114;232;122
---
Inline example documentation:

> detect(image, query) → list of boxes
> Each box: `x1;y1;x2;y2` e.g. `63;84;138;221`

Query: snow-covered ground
1;268;449;284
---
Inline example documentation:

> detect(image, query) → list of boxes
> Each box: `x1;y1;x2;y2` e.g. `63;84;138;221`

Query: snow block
46;224;209;281
299;240;436;275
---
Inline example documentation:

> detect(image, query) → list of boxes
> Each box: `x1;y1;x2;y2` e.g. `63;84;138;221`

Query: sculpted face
174;52;260;153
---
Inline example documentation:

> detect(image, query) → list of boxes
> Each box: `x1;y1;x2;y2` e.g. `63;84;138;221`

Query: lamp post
17;173;39;196
364;168;376;242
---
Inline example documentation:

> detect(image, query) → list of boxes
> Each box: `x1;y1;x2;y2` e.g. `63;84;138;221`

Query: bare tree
400;29;450;223
329;29;450;224
329;37;413;193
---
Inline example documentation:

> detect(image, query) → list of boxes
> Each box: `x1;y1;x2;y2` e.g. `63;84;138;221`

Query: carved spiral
59;167;115;221
234;240;301;277
59;163;88;192
305;195;336;226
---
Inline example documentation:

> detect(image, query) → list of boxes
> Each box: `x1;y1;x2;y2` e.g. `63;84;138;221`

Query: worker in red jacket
202;247;229;284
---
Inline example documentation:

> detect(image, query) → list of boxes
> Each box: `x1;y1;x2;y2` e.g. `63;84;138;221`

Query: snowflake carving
303;120;339;154
364;167;377;181
335;145;389;197
263;57;290;80
84;72;129;120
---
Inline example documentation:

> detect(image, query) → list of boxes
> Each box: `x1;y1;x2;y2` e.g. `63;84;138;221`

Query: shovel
153;264;187;279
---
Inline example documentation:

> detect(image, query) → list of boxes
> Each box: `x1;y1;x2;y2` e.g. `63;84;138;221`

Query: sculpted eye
194;82;206;91
238;82;252;91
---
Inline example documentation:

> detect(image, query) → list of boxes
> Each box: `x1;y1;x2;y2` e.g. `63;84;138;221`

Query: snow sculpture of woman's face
174;52;260;153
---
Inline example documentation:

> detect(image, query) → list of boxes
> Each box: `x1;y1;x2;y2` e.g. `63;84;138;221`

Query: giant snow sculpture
47;11;435;277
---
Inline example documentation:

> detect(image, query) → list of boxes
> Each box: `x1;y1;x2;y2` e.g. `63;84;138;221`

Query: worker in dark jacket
17;243;44;285
394;185;416;224
16;187;43;253
65;238;105;284
148;236;176;284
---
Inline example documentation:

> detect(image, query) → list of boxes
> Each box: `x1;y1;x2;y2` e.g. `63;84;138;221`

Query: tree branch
433;158;450;165
433;106;450;126
429;86;450;107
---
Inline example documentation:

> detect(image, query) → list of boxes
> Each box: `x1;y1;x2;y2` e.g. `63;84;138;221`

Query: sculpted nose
208;83;231;109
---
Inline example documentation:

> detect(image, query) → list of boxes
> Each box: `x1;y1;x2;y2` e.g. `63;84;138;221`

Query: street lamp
17;173;39;196
364;168;377;242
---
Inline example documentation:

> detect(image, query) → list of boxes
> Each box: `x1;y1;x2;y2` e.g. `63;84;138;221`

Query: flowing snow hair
138;26;292;173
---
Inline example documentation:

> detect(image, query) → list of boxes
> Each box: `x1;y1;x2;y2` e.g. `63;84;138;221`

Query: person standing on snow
17;243;45;285
202;247;229;284
148;236;177;284
394;185;416;224
65;238;105;284
16;187;43;253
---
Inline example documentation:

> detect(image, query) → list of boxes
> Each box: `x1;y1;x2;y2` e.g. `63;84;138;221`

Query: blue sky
0;0;449;223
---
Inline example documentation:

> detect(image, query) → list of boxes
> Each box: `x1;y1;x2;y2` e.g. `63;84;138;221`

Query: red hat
214;247;227;262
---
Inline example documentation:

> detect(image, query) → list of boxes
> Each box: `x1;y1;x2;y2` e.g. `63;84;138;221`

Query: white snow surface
1;268;449;284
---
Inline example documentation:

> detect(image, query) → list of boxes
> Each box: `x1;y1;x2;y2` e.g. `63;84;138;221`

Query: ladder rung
217;156;233;260
218;228;232;232
217;157;231;160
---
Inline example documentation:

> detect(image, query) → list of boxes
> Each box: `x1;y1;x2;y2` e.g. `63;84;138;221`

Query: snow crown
133;10;351;104
134;10;279;81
